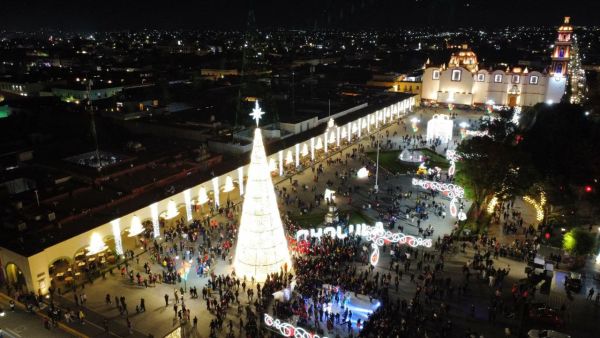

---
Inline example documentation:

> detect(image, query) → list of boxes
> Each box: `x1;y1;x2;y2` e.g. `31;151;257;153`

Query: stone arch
5;262;27;292
48;256;73;275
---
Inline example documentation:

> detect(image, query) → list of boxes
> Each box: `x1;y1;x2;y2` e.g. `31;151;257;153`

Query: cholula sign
296;222;432;266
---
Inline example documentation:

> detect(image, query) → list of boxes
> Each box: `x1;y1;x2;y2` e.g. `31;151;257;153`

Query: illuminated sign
264;314;329;338
412;178;464;198
296;222;432;267
367;224;433;266
412;178;466;220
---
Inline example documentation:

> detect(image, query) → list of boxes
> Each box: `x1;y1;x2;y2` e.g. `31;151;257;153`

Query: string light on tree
233;102;291;281
523;192;546;222
487;196;499;214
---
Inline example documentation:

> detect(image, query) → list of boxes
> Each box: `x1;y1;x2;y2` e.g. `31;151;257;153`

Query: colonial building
421;18;572;107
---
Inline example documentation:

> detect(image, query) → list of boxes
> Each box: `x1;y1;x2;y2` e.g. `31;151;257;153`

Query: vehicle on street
528;303;565;328
564;272;583;292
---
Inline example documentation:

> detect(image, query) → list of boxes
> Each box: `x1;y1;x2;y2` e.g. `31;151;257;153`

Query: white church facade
421;18;572;107
422;66;566;107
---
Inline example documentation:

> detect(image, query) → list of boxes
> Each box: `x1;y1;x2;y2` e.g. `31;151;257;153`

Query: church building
421;17;572;107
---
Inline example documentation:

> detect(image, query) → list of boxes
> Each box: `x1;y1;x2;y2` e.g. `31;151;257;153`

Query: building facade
421;18;571;107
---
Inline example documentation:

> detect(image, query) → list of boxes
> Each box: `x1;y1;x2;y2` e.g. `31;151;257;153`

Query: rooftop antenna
328;99;331;117
87;80;102;172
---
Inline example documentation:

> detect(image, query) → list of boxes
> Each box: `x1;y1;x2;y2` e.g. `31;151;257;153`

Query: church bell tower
550;17;573;76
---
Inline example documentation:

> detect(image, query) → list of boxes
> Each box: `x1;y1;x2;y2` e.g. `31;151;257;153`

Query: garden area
365;148;449;175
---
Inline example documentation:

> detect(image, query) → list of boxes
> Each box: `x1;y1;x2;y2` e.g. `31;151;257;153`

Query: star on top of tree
250;100;264;126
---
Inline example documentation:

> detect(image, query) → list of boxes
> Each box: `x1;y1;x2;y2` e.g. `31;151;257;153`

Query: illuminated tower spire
233;102;291;281
550;17;573;76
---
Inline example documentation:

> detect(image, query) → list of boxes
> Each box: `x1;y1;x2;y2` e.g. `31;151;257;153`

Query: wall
545;74;567;104
520;72;548;106
472;70;490;104
421;68;440;101
437;67;474;105
279;117;319;134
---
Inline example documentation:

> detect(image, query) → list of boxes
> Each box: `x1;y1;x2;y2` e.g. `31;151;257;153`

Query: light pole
374;137;380;193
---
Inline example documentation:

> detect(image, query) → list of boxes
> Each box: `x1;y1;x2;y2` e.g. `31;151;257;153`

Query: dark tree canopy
518;103;600;187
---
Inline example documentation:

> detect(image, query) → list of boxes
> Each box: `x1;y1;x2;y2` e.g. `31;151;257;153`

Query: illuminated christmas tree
234;102;291;281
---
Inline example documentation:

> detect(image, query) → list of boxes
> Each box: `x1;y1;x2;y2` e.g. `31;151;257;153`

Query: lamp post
374;137;380;193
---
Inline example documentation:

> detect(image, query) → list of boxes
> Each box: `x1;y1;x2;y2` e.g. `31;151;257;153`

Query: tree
455;137;511;223
456;136;535;227
563;228;596;256
519;103;600;187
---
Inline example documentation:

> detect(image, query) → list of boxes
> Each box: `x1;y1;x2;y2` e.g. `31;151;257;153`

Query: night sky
1;0;597;30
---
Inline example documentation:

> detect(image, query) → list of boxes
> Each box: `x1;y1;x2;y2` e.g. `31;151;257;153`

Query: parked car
564;272;582;292
528;303;565;328
528;329;571;338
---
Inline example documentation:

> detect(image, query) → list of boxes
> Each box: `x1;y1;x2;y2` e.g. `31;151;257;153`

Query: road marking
84;319;123;338
4;327;22;337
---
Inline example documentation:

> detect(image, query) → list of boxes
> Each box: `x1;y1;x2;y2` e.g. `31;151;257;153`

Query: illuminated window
476;73;485;82
530;75;539;85
512;75;520;84
432;70;440;80
494;74;503;83
451;70;461;82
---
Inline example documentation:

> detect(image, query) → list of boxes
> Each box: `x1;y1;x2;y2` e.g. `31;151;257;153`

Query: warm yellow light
128;216;144;237
234;128;291;281
163;200;179;220
223;176;235;193
269;158;277;172
357;167;369;179
301;143;309;157
324;188;335;202
487;196;498;214
86;233;108;256
198;187;209;205
315;137;323;150
328;131;336;144
285;150;294;164
523;192;546;222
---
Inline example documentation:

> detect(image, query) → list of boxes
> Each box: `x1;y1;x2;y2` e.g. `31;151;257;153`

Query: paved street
0;297;75;338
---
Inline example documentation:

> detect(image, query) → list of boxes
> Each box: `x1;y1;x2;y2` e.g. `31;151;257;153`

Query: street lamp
374;137;380;193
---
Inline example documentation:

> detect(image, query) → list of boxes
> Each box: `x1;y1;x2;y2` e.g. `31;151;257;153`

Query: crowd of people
4;109;568;338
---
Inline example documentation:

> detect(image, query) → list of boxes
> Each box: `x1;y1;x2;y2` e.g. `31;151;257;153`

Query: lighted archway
5;262;27;291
